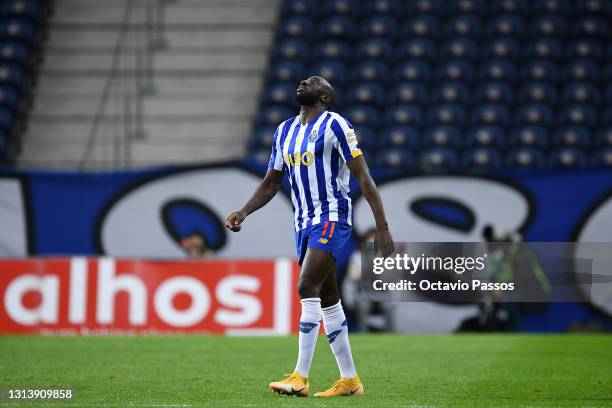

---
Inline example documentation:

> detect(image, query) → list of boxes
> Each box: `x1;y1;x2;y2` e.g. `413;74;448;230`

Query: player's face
295;76;328;106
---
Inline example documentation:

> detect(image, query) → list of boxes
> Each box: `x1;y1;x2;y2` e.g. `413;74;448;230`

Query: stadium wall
0;162;611;332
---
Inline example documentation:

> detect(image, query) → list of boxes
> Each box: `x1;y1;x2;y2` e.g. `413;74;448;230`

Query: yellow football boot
269;371;309;397
314;376;364;397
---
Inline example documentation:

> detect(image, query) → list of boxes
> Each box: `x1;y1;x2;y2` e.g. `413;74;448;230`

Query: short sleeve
267;127;285;171
330;115;363;163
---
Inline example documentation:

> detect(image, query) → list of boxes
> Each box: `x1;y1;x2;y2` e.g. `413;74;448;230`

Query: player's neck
299;105;324;126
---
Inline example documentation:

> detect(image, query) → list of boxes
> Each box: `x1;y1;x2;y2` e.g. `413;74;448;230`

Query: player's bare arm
225;168;284;232
347;155;394;257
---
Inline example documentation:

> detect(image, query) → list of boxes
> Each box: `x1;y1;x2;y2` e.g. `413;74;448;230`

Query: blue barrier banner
0;162;611;332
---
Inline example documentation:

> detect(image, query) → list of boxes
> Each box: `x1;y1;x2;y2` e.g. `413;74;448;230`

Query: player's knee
297;278;319;299
320;294;340;308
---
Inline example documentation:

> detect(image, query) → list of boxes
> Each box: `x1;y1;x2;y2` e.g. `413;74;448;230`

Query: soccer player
225;76;394;397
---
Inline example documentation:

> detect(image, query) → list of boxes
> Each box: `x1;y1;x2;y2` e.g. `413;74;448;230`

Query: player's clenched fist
225;211;246;232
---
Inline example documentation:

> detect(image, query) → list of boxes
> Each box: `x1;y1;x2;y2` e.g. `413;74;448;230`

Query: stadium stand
253;0;612;172
17;0;280;169
0;0;52;165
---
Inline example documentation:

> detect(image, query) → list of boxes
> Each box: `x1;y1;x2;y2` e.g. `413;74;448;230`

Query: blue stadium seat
515;104;554;126
436;59;475;82
440;37;479;60
282;0;318;17
510;126;549;148
0;62;24;88
529;16;568;37
0;19;35;44
0;1;41;21
256;105;294;126
475;81;514;105
566;39;603;60
351;60;389;83
323;0;362;17
0;85;19;111
486;14;525;38
483;37;521;59
277;17;315;40
549;147;588;169
381;125;420;149
595;128;612;147
423;125;462;148
552;127;591;148
471;104;511;126
533;0;571;14
361;16;398;39
489;0;529;14
427;104;467;126
420;148;459;173
318;16;357;40
384;104;424;127
394;60;431;82
467;126;505;148
444;14;481;37
313;40;351;61
446;0;485;14
517;82;558;104
576;0;612;14
252;148;274;166
479;59;517;82
355;38;393;61
391;82;428;105
463;147;503;172
506;147;546;169
267;60;303;83
404;0;443;14
0;40;29;66
375;147;416;170
250;126;276;150
342;105;381;128
591;147;612;167
558;104;597;127
521;59;559;82
525;37;563;59
432;81;470;104
402;15;440;38
367;0;402;15
397;38;436;60
309;60;347;86
273;39;309;60
346;82;385;107
263;82;296;105
562;60;600;82
355;126;377;152
571;17;610;38
562;82;601;105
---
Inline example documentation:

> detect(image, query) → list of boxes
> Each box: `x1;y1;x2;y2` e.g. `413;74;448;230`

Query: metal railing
79;0;165;171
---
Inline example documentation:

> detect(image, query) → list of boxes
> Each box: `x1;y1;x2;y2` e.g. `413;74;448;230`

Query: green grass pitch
1;334;611;407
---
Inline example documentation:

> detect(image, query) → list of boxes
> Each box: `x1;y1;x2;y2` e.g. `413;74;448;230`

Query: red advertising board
0;258;301;335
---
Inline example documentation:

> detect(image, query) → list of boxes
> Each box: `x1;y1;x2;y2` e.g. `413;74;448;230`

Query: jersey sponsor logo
318;238;328;244
345;129;357;144
285;152;314;167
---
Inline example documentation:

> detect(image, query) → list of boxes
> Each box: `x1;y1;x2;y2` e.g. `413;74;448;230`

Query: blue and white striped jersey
268;110;363;231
